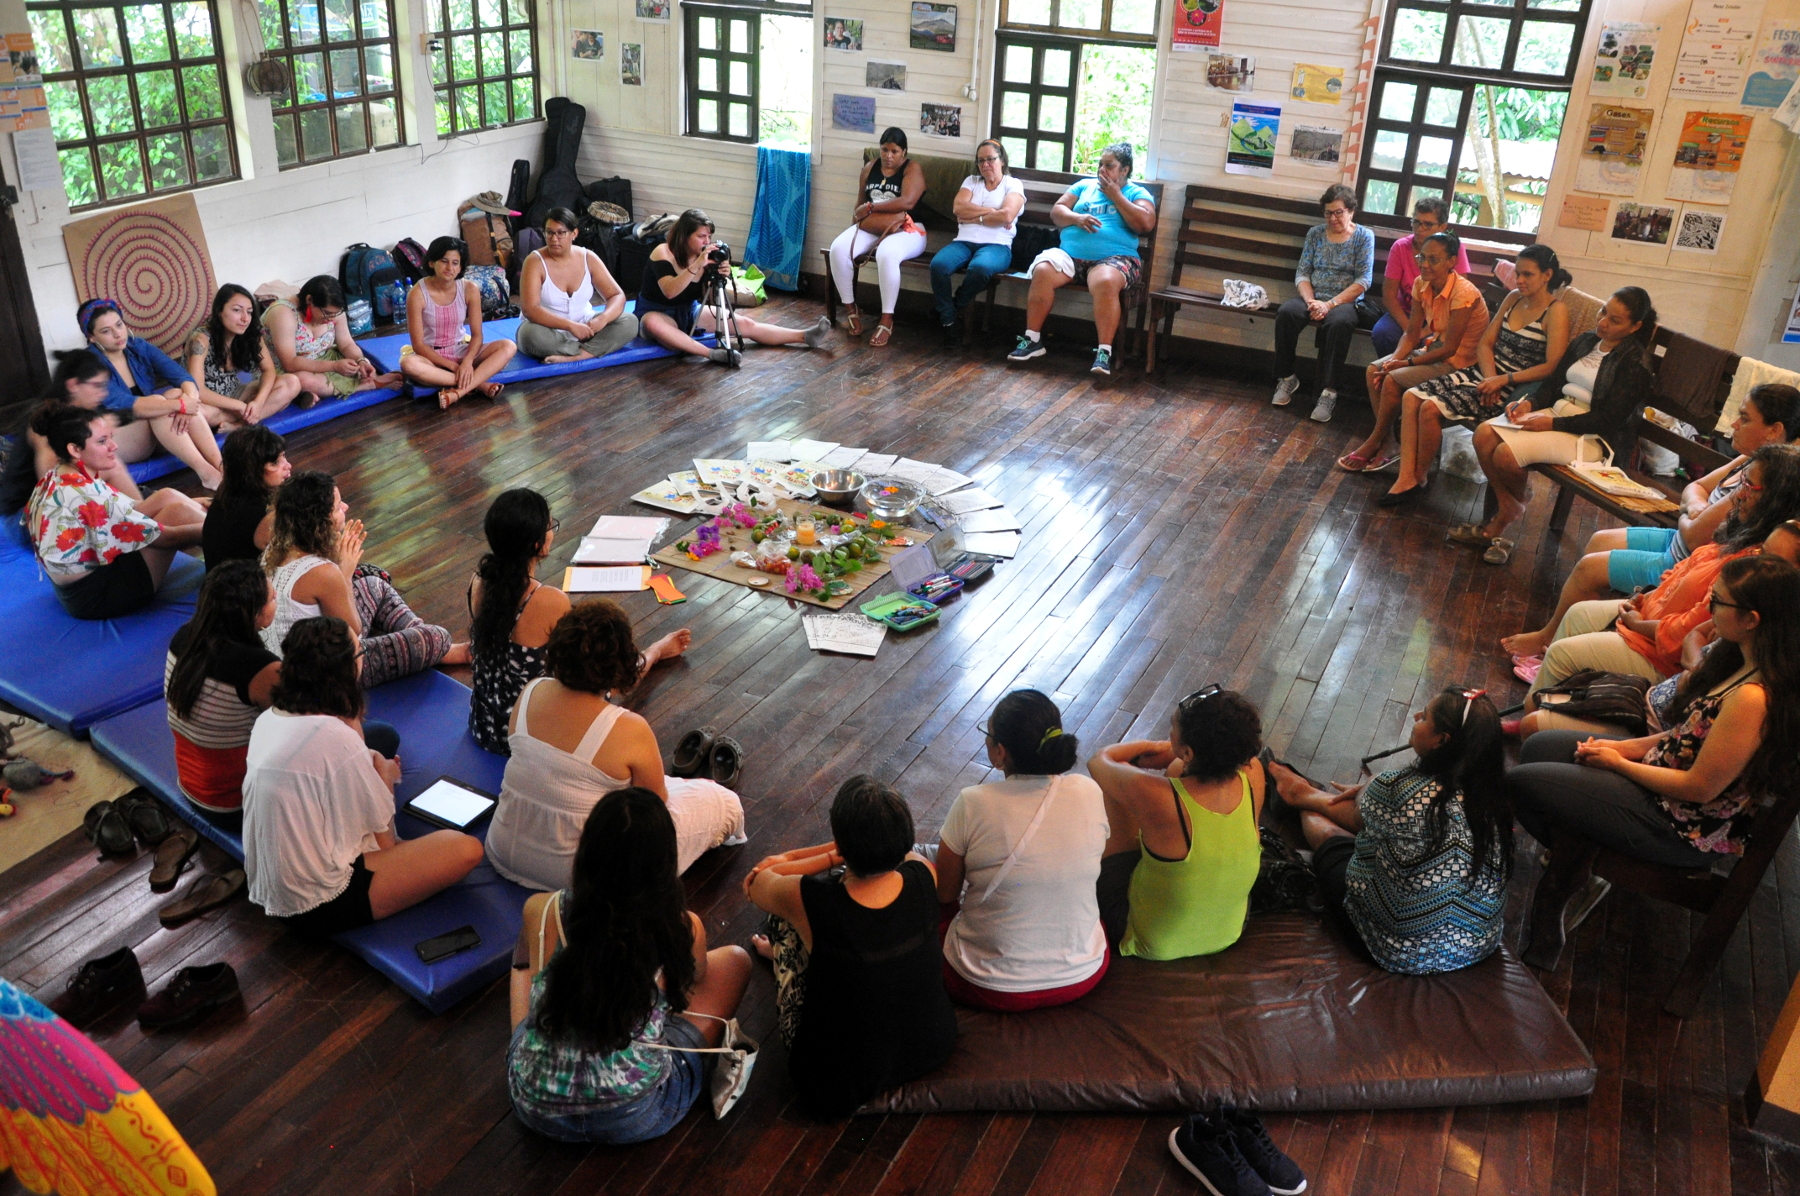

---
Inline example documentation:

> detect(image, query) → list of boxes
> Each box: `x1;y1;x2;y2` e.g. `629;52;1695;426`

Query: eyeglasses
1410;218;1442;231
1323;207;1351;218
545;227;575;238
547;516;561;534
1178;683;1222;711
1708;593;1748;613
1458;687;1487;725
976;155;1002;164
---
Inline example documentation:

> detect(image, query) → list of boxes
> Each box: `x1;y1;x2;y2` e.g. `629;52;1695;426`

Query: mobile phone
416;925;481;964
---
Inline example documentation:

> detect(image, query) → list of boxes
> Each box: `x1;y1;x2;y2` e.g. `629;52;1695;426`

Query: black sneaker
1007;334;1046;363
1091;347;1113;376
137;961;241;1029
1169;1113;1271;1196
1223;1107;1307;1194
48;946;145;1029
941;321;961;349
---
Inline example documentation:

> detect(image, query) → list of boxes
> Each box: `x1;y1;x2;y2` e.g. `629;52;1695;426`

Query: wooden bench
822;158;1163;357
1145;184;1533;374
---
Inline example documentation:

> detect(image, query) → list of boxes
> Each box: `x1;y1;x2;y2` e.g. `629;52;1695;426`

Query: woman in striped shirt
164;561;281;814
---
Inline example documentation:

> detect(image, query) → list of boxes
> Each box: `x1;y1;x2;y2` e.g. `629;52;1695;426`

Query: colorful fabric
1414;295;1551;420
0;978;215;1195
418;282;469;356
1294;224;1375;300
261;298;337;361
27;466;161;582
745;145;812;292
1616;543;1756;675
1645;673;1762;854
1341;765;1507;974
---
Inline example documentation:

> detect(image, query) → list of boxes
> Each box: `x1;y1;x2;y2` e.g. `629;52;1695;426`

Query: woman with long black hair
165;560;280;814
201;425;290;570
0;350;133;515
185;283;303;427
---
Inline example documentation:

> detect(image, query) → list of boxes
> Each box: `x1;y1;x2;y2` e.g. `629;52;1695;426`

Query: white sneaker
1310;389;1338;422
1271;375;1300;407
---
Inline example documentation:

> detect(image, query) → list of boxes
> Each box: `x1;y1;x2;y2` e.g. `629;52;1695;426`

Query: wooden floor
5;298;1800;1195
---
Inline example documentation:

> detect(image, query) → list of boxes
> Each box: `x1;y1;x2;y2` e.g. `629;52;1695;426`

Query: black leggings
1272;297;1362;391
1507;730;1712;868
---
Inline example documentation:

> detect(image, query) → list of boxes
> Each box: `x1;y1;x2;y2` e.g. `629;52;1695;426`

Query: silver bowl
859;476;925;521
812;469;866;507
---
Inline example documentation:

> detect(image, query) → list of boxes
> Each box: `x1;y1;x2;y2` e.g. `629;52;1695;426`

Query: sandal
1366;453;1402;474
1336;452;1373;473
437;388;463;410
115;792;173;847
1483;537;1516;565
669;727;717;779
869;324;892;347
1446;524;1492;548
845;310;863;337
149;829;200;893
83;801;135;856
481;382;503;399
158;869;245;928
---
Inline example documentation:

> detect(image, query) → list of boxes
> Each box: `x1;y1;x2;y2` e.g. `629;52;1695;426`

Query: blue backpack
340;243;406;317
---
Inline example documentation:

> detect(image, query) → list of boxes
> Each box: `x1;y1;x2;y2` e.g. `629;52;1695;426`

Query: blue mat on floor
88;669;526;1015
0;549;203;735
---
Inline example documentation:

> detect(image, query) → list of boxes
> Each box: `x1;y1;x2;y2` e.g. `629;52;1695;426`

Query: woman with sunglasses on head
401;236;517;409
517;208;639;365
261;275;401;402
1089;686;1267;960
186;284;304;428
928;140;1026;349
1270;688;1511;973
1512;555;1800;963
79;298;225;490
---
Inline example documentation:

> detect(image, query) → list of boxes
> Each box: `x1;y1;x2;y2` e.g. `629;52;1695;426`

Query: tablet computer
403;777;498;831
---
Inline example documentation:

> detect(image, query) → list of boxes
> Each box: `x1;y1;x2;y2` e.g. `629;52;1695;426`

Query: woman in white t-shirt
934;689;1110;1011
928;140;1027;347
241;615;484;935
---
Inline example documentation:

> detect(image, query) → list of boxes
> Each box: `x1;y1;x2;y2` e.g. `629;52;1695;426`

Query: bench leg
1522;829;1600;972
1548;483;1576;535
1145;300;1159;375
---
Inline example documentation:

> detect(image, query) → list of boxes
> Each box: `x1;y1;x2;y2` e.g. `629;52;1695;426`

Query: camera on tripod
702;241;731;280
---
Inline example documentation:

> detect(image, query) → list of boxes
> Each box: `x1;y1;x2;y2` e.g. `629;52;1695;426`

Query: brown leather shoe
47;947;144;1028
158;868;245;927
137;962;240;1029
148;829;200;893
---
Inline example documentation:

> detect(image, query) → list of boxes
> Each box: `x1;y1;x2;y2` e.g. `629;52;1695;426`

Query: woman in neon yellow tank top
1091;686;1267;959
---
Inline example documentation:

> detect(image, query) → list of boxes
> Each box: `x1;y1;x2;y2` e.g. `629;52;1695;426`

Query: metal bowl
812;469;866;508
859;476;925;521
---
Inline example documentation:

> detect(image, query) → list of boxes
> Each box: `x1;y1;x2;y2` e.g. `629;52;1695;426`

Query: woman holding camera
636;210;831;367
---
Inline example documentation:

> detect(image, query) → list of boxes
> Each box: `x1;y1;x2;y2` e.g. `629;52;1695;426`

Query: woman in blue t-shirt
1005;142;1156;378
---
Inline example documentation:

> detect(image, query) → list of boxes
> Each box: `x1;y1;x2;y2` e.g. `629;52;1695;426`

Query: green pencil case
859;593;940;632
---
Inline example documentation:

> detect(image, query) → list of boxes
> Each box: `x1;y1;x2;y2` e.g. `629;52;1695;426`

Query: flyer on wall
1671;0;1763;99
1590;22;1660;99
1742;23;1800;107
1171;0;1223;51
1784;279;1800;344
1574;103;1654;195
1290;63;1344;104
1226;101;1279;176
1666;110;1751;204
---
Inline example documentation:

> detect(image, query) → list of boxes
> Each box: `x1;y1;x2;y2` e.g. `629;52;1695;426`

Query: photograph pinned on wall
635;0;670;20
921;102;962;137
1590;22;1659;99
1609;200;1675;246
621;42;643;85
1672;208;1726;253
571;29;604;59
911;2;957;52
824;19;863;50
1226;100;1280;176
1289;124;1343;164
833;93;877;133
1290;62;1344;104
866;60;908;90
1205;54;1254;90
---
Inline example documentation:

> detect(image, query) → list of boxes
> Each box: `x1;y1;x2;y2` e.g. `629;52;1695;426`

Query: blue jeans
930;241;1013;326
1370;312;1404;357
509;1013;710;1144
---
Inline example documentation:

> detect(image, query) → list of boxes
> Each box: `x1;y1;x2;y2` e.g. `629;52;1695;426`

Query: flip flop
869;325;892;347
158;869;245;928
669;727;717;779
1483;537;1516;565
148;829;200;893
1366;453;1402;473
1446;524;1492;548
845;310;863;337
1336;452;1374;472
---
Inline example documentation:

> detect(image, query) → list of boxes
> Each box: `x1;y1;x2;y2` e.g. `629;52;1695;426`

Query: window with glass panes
256;0;404;167
991;0;1157;174
28;0;237;209
684;1;810;144
1361;0;1591;232
431;0;538;136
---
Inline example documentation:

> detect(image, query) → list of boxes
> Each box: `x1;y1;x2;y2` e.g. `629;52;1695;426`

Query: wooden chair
1522;784;1800;1016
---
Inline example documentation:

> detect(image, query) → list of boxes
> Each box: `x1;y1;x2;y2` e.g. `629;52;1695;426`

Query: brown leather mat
862;914;1595;1114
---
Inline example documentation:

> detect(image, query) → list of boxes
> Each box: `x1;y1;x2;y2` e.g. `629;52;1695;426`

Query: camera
707;241;731;264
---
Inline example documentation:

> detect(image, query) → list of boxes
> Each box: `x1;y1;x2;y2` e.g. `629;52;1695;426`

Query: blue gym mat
88;669;526;1014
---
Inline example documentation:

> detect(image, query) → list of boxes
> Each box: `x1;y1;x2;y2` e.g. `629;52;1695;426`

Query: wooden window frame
430;0;540;138
27;0;239;210
996;0;1157;44
258;0;406;169
990;35;1081;173
682;0;809;145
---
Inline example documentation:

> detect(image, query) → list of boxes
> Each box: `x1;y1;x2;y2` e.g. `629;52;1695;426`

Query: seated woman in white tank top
486;599;745;891
515;208;640;364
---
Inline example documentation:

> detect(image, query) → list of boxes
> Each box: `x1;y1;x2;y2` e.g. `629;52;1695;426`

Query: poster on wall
1205;54;1253;90
1289;125;1342;164
1172;0;1223;52
824;19;863;50
832;94;877;133
1226;101;1279;176
1666;110;1751;204
1671;0;1763;99
11;125;59;190
621;43;643;85
571;29;603;59
910;3;957;52
1777;73;1800;128
1590;22;1660;98
866;61;907;89
1610;200;1676;245
635;0;670;20
6;33;41;82
1742;23;1800;107
1574;103;1653;195
1557;194;1611;230
1290;63;1344;104
1673;208;1726;252
921;102;961;137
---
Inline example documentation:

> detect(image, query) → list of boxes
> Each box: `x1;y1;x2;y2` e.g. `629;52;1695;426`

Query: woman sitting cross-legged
242;616;484;934
507;788;751;1145
262;275;402;402
928;139;1025;348
401;236;517;409
1270;688;1512;974
81;298;224;490
1499;382;1800;659
1512;554;1800;965
934;690;1110;1011
164;560;281;815
1376;245;1572;507
202;425;290;571
744;775;959;1119
28;408;206;620
832;128;928;347
1089;686;1267;960
484;599;740;891
261;470;467;684
637;209;830;368
1;352;138;516
185;284;304;429
517;207;639;365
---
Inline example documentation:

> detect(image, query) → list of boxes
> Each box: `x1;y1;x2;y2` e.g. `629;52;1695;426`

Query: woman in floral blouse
28;408;205;619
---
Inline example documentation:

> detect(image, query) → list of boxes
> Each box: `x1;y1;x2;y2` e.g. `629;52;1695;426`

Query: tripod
699;258;744;367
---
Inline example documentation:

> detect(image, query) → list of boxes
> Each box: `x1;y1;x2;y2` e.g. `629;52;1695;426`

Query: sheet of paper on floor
803;611;887;656
957;507;1021;533
694;458;746;486
789;439;842;462
818;446;869;468
574;516;668;563
564;565;652;592
745;440;794;461
924;466;973;495
936;487;1004;515
632;482;700;515
855;452;899;474
887;458;940;485
962;531;1021;558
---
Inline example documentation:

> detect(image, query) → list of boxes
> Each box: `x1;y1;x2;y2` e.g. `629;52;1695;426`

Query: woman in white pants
830;127;927;347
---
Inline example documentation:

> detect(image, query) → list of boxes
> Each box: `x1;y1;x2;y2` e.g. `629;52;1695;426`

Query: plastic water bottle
347;298;374;335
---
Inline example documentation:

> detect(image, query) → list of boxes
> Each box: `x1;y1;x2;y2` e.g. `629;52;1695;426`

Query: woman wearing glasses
1359;196;1472;358
929;140;1026;349
1270;184;1376;423
1089;686;1267;960
1513;554;1800;966
262;276;401;402
517;207;640;364
1269;688;1510;974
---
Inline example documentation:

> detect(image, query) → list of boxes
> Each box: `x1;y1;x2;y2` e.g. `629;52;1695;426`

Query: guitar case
524;98;588;231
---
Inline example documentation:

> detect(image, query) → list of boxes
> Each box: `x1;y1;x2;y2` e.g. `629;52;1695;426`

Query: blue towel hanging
745;145;811;292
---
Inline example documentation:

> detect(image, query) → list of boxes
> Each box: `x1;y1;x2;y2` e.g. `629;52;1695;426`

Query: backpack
340;243;403;307
1533;669;1653;736
392;237;429;282
464;264;513;317
1249;824;1324;916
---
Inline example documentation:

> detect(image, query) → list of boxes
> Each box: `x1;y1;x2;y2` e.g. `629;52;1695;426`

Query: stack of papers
803;611;888;656
936;488;1003;515
958;508;1021;534
574;516;668;564
962;531;1021;558
563;565;652;592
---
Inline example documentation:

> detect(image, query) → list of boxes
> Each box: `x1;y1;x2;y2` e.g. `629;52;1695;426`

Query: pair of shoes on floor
84;791;176;856
48;948;240;1030
1512;655;1543;684
668;726;744;788
1170;1107;1307;1195
1269;377;1337;423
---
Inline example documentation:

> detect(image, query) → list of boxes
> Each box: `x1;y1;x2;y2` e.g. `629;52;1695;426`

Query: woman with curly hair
485;598;744;891
261;470;467;685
